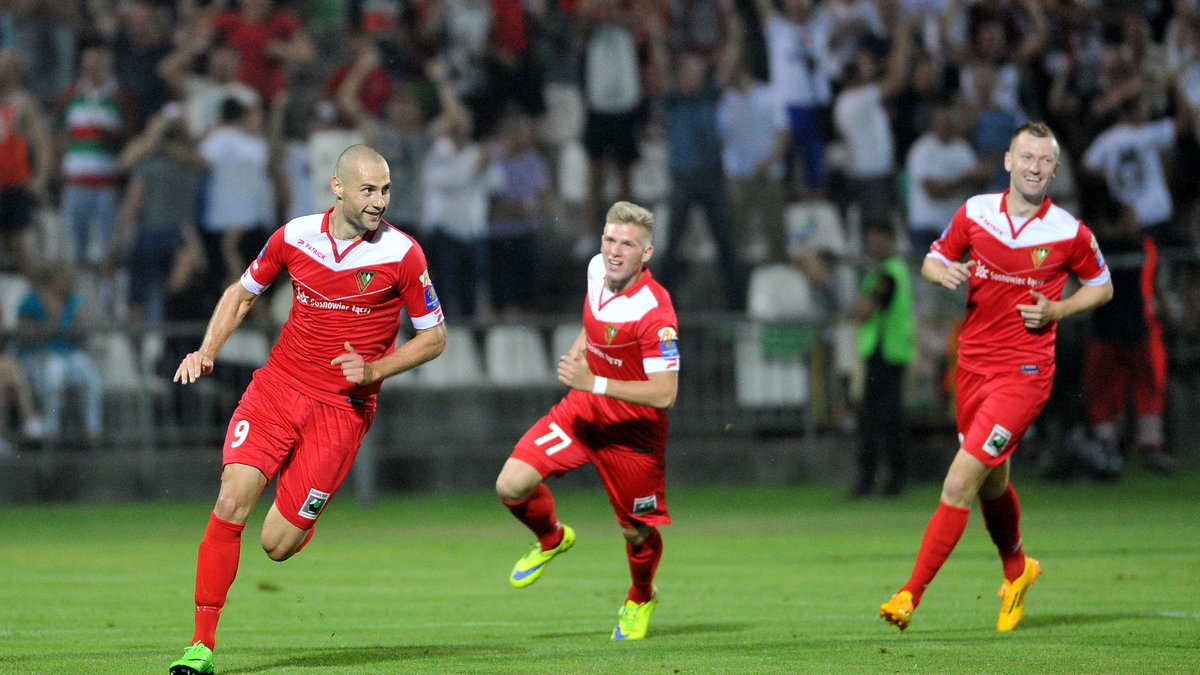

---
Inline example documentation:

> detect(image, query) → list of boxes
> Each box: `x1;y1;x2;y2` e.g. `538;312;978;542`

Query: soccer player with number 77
167;145;446;674
879;122;1113;632
495;201;680;641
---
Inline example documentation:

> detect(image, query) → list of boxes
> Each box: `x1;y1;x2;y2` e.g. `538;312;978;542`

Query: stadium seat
413;328;483;388
785;199;848;260
735;263;818;409
632;136;669;204
557;139;589;205
484;324;552;386
551;322;582;361
746;263;823;323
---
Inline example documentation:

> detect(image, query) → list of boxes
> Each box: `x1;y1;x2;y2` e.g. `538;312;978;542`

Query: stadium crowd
1;0;1199;467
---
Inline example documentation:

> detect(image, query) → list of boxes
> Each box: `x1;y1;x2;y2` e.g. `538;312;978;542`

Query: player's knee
212;494;251;523
495;474;531;504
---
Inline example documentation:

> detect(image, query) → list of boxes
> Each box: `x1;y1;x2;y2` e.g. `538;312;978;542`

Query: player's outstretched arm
174;282;259;384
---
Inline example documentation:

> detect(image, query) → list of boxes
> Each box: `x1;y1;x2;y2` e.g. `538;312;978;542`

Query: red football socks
981;483;1026;581
626;529;662;604
192;513;245;649
503;483;562;550
902;501;970;606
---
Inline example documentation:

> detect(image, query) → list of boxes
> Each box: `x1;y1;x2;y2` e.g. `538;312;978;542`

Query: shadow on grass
1025;612;1181;629
223;645;514;673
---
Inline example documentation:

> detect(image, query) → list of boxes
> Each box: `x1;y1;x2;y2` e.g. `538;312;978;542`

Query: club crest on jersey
983;424;1012;458
1031;247;1051;268
298;488;330;520
604;323;618;344
355;269;377;293
657;326;679;358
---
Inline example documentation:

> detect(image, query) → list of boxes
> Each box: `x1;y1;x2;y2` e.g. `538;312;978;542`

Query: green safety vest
857;255;916;365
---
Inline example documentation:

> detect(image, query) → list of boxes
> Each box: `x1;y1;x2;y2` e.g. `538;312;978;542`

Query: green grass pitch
1;471;1197;674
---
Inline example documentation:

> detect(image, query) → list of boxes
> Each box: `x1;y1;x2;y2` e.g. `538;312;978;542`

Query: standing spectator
831;18;913;227
166;145;446;675
419;59;504;318
574;0;650;258
56;44;138;267
335;42;432;232
110;105;208;325
474;0;547;138
753;0;835;197
650;12;743;311
157;18;261;140
0;48;53;273
0;0;77;107
850;221;916;498
211;0;314;103
1082;192;1177;475
717;9;791;265
879;122;1112;632
96;0;176;125
197;98;276;294
905;104;987;254
1082;91;1191;247
495;201;679;641
14;262;105;450
488;108;552;318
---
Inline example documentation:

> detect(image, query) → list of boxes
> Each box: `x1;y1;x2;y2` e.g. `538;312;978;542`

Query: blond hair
605;201;655;237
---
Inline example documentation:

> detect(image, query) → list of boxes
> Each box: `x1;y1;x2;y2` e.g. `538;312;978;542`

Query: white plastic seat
736;263;818;408
413;329;483;388
485;324;551;386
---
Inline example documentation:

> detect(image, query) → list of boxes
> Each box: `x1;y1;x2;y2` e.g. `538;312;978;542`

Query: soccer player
495;201;679;641
879;122;1113;632
167;144;446;674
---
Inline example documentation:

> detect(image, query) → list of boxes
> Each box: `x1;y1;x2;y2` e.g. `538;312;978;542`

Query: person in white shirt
905;104;987;253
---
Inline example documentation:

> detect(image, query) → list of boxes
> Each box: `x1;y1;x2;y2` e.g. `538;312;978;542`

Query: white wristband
592;376;608;396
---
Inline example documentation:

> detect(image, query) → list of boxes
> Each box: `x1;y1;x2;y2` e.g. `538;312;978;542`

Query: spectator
487;108;552;318
210;0;314;103
0;0;77;107
753;0;836;197
0;48;53;273
419;59;504;318
197;98;276;293
0;340;44;454
1082;89;1190;247
97;0;175;125
335;41;432;232
831;17;914;228
1081;192;1177;475
157;18;261;140
574;0;651;257
905;104;988;254
110;105;208;325
474;0;547;138
56;44;138;267
717;9;790;266
14;262;104;450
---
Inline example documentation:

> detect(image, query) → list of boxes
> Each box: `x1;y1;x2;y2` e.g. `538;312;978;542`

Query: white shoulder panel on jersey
283;216;416;271
964;194;1081;248
587;254;661;322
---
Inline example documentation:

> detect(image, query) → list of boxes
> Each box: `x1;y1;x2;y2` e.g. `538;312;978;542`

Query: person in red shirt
879;122;1113;632
211;0;314;102
495;200;679;641
167;145;446;675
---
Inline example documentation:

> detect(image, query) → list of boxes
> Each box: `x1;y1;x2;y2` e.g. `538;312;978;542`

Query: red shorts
223;371;374;529
956;366;1053;467
511;398;670;529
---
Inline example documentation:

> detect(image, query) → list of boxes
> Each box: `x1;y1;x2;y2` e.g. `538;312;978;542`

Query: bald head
334;144;387;180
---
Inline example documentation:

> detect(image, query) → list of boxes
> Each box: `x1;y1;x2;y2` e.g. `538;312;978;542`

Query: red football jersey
559;254;679;439
241;208;443;409
930;191;1110;375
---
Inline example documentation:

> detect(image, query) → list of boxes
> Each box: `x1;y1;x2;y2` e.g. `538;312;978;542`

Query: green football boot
510;525;575;588
169;640;214;675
